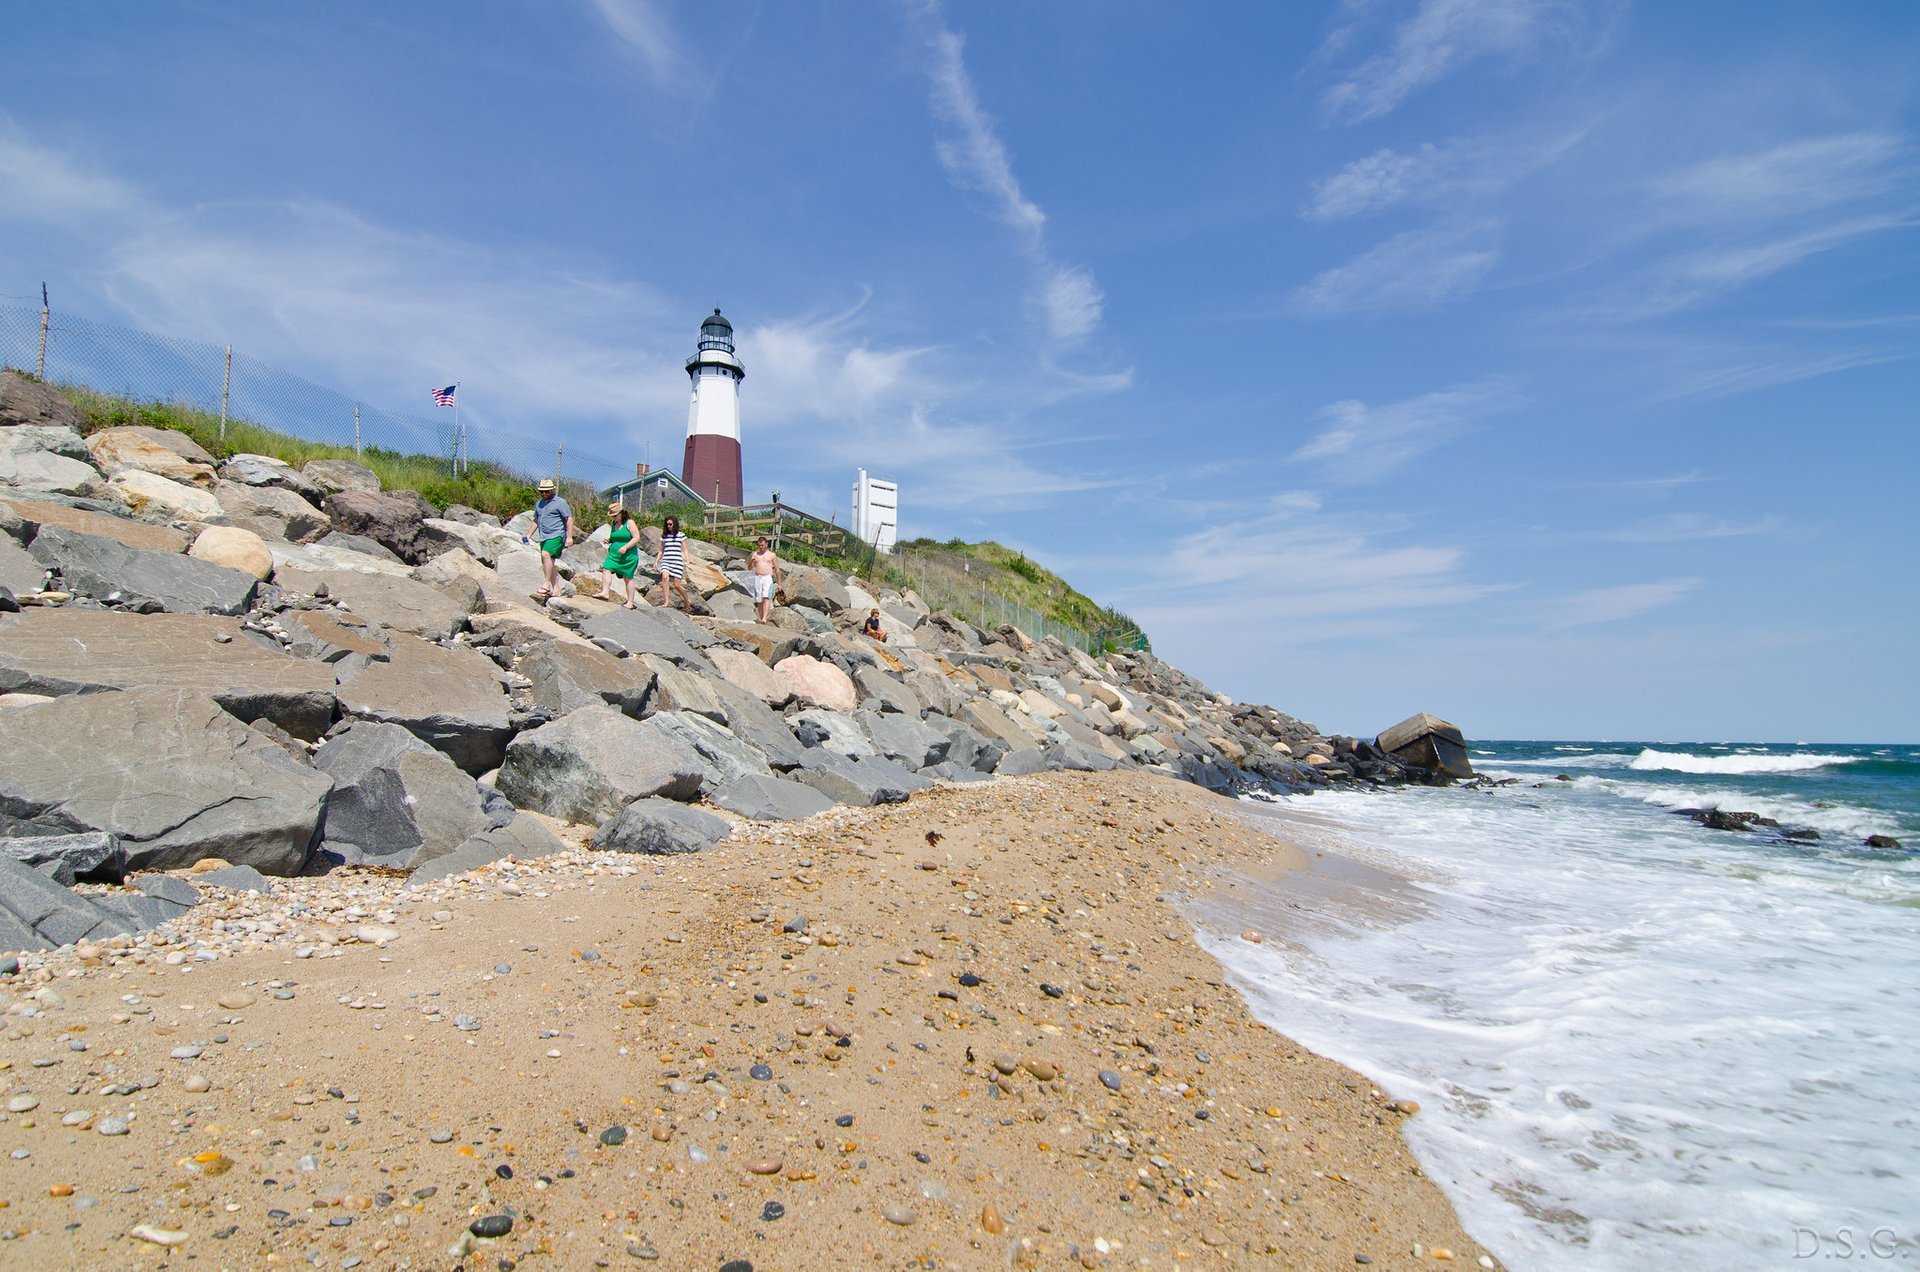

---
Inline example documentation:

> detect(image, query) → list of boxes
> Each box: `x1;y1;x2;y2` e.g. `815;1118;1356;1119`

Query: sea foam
1628;748;1855;775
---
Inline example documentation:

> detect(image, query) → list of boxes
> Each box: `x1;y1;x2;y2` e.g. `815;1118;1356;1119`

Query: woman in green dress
602;503;641;608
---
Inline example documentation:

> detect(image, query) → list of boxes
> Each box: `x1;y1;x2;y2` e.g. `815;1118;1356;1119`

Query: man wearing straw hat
525;478;574;603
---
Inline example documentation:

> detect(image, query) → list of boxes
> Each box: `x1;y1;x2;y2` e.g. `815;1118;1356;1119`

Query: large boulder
334;635;512;774
0;534;40;596
707;621;805;665
579;606;716;667
774;653;856;712
0;831;124;886
0;608;336;737
1376;712;1473;780
707;773;833;821
788;749;931;807
85;426;217;486
281;610;387;663
301;458;381;495
590;798;731;855
0;373;84;430
495;706;705;823
281;568;476;640
638;655;730;722
0;689;330;875
859;710;951;770
108;469;223;521
323;488;438;563
0;426;104;498
520;641;655;717
418;517;512;565
790;708;878;759
30;524;257;615
637;710;774;790
0;856;132;951
406;812;569;883
269;537;411;580
312;720;489;869
188;525;274;580
854;664;923;716
212;480;331;542
219;453;325;501
492;546;572;600
0;493;185;552
932;716;1008;774
707;645;793;707
782;565;851;614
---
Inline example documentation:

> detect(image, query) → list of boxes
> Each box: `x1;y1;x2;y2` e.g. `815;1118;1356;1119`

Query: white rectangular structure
852;468;898;554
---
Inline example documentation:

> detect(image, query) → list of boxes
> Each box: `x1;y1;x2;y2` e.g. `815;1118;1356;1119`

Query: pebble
628;1237;660;1260
1099;1070;1122;1091
128;1223;188;1246
882;1204;917;1226
170;1046;204;1060
48;1183;73;1198
746;1158;782;1175
600;1126;628;1146
1241;928;1264;943
1201;1227;1226;1247
453;1014;480;1031
650;1126;672;1143
60;1110;90;1127
494;964;511;975
183;1074;212;1093
96;1115;129;1136
981;1203;1007;1234
217;992;256;1010
782;917;807;934
958;972;982;987
834;1114;854;1128
1040;982;1064;998
469;1214;513;1239
429;1131;452;1144
1022;1059;1058;1082
749;1063;773;1081
5;1095;37;1113
271;989;295;1000
761;1201;785;1222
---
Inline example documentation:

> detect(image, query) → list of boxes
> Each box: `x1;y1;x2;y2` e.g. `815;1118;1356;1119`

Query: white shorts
751;575;775;602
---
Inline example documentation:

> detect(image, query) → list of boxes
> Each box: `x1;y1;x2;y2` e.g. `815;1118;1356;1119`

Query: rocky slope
0;370;1444;952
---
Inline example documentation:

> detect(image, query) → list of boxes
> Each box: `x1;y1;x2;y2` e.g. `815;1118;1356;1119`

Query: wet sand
0;771;1497;1269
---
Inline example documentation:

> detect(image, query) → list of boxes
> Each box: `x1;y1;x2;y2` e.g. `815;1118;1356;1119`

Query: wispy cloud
1542;578;1700;629
582;0;687;88
0;119;147;226
923;19;1105;344
1319;0;1589;124
1294;377;1522;483
1301;124;1591;222
1598;513;1785;543
1650;133;1908;224
1292;221;1502;314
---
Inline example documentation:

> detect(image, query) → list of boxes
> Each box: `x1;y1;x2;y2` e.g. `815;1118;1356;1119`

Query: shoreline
0;771;1498;1269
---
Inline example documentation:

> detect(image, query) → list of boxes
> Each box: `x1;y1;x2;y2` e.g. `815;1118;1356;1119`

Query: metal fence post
556;443;564;485
353;406;361;456
220;344;232;441
36;284;49;381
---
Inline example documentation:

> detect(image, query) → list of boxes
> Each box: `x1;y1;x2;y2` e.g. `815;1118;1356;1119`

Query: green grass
890;537;1149;652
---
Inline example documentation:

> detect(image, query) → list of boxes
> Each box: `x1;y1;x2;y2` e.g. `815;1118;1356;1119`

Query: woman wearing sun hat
602;502;641;608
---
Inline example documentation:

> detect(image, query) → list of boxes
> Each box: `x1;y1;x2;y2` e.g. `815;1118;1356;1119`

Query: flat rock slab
108;469;223;521
0;609;336;738
0;534;41;595
579;607;715;667
281;610;387;662
313;720;489;869
85;427;216;485
281;568;476;640
859;710;951;770
301;458;381;495
0;688;331;876
706;622;804;665
495;705;704;824
707;645;793;707
637;710;774;791
406;812;568;883
590;798;732;855
519;641;655;717
336;636;512;774
269;538;412;580
0;856;132;952
707;772;835;821
790;709;878;760
131;874;203;907
220;454;324;501
789;749;932;807
0;494;188;553
31;524;257;615
0;832;124;886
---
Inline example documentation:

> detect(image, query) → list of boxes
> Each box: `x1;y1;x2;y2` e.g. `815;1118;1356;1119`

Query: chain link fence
0;302;627;493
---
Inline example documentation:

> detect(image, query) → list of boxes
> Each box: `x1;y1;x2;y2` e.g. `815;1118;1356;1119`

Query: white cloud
1303;145;1444;221
1301;125;1590;222
1599;513;1784;543
1321;0;1586;124
0;119;147;226
1294;377;1521;483
1292;222;1501;314
1651;133;1907;224
922;17;1103;343
1542;578;1700;629
582;0;686;87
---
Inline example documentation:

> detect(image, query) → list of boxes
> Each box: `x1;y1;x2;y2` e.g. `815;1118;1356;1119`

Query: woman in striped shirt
655;514;693;613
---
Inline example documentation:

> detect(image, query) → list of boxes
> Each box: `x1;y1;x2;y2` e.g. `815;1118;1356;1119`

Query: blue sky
5;1;1917;741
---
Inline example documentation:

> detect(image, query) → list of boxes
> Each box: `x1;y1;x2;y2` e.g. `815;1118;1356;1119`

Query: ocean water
1197;741;1919;1271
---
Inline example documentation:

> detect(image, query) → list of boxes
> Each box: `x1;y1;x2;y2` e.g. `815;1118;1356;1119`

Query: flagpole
454;383;463;476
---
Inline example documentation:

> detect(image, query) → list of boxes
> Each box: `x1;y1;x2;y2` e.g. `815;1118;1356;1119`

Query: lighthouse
682;308;744;507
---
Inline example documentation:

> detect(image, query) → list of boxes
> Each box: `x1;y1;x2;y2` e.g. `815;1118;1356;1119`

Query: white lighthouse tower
682;308;744;507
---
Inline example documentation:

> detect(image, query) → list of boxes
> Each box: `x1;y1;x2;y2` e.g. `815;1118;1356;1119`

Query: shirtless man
747;536;783;623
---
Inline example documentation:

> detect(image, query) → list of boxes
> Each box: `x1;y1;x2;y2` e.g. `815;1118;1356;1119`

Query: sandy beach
0;771;1496;1269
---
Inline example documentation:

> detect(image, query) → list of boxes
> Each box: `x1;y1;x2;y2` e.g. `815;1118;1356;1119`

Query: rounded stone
599;1125;628;1146
746;1158;782;1175
469;1214;513;1239
217;991;256;1010
882;1203;917;1226
188;525;274;580
1099;1070;1122;1091
97;1115;130;1136
183;1074;212;1094
749;1063;772;1081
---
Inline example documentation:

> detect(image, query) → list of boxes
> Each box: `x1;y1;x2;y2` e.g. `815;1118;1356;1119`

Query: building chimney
636;462;649;477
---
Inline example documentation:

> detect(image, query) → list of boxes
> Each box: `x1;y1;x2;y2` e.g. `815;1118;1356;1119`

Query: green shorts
540;536;565;557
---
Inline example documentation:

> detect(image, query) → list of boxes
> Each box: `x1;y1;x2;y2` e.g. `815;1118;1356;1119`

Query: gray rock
637;710;774;791
0;832;124;886
923;760;991;783
932;716;1008;774
30;524;257;615
300;458;381;495
89;892;191;932
790;709;878;760
859;711;950;770
638;656;729;722
211;480;330;542
406;813;567;883
579;607;716;667
335;635;513;774
0;609;337;739
781;565;851;614
441;505;500;529
995;747;1049;776
322;488;439;563
590;798;731;855
315;531;403;563
0;373;85;430
853;665;923;716
495;705;705;822
0;689;330;875
0;491;187;552
0;534;41;600
195;864;271;893
219;454;325;501
280;568;476;640
417;518;508;565
132;874;202;907
788;749;931;807
312;720;490;869
706;678;810;770
519;642;656;717
1047;740;1118;772
0;857;130;951
707;773;835;821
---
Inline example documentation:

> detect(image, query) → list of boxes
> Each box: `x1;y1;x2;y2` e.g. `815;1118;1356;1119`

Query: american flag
431;384;457;408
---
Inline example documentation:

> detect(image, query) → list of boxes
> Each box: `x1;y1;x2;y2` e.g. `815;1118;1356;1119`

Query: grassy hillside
890;537;1149;652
